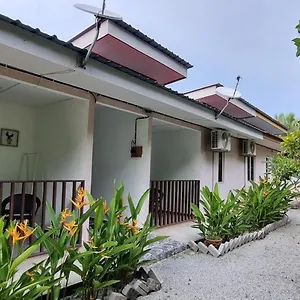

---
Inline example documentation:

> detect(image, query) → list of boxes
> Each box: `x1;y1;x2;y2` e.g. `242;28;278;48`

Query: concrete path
143;210;300;300
154;221;200;243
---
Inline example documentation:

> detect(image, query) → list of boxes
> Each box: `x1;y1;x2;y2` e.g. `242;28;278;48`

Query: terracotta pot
205;238;223;249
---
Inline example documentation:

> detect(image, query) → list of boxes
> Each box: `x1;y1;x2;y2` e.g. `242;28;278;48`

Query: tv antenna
74;2;122;68
215;76;242;120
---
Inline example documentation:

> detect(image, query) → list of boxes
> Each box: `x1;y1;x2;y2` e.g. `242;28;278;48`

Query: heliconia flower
127;219;139;235
17;220;35;239
119;220;128;226
6;224;23;245
99;248;110;259
26;264;40;281
26;271;35;281
64;221;77;237
87;240;97;249
103;201;109;214
60;208;73;223
71;188;89;210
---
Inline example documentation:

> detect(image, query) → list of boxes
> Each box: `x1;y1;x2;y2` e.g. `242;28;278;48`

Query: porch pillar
82;98;95;243
133;116;152;225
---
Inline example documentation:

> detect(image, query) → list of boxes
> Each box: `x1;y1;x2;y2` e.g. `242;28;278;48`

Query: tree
272;122;300;183
274;113;298;131
292;21;300;56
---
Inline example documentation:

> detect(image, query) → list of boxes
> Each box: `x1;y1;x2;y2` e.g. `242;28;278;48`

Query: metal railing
149;180;200;227
0;179;85;254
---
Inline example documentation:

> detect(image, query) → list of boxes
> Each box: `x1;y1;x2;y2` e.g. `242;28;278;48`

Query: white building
0;13;286;251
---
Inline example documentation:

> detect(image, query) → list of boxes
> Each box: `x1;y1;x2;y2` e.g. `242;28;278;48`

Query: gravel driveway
142;210;300;300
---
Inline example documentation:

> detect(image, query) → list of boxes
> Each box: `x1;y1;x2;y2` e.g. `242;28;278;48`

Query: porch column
134;116;152;225
82;98;95;243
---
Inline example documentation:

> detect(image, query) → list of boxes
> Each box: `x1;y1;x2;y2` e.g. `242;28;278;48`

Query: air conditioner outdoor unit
242;139;256;157
211;130;231;152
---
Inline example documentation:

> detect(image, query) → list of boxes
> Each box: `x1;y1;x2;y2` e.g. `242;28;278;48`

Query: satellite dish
74;1;122;68
215;76;242;120
216;87;242;99
74;4;122;21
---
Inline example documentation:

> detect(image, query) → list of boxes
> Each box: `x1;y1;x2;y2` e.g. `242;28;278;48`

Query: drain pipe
131;116;150;147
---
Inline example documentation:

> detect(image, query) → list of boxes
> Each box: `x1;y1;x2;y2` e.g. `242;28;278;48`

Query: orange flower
259;178;268;185
6;225;23;245
103;201;109;214
64;221;77;237
17;220;35;239
119;220;128;226
26;265;40;281
127;219;139;235
60;208;73;223
263;190;270;197
99;248;110;259
26;271;34;281
71;188;89;210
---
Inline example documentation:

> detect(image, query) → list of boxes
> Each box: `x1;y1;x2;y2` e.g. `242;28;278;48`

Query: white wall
0;101;37;199
213;137;245;198
0;101;36;181
34;99;91;227
92;106;152;223
151;129;201;180
255;145;275;181
35;99;90;182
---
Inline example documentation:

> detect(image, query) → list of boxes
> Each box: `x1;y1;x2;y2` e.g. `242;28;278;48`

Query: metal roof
186;83;287;132
68;19;193;69
0;13;262;134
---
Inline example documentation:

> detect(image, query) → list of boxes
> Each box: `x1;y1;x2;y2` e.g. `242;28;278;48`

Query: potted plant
191;184;237;248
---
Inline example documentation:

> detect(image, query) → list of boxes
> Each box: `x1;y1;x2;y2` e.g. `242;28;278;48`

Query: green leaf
95;280;120;289
10;244;40;273
127;194;137;220
106;244;134;256
46;201;60;232
136;189;150;215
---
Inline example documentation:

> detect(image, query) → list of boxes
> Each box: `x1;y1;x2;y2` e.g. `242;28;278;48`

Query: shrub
192;179;296;241
238;178;295;231
35;185;165;300
0;218;56;300
0;185;163;300
191;184;241;241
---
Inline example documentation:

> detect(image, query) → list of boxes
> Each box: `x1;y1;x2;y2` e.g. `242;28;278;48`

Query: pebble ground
142;210;300;300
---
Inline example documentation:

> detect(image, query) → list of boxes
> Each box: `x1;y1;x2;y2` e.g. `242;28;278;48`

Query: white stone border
188;215;290;258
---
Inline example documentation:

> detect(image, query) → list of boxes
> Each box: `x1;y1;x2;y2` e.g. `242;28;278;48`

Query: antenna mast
79;0;107;68
215;76;241;120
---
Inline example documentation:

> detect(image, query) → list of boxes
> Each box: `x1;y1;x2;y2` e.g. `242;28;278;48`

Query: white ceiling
0;77;71;107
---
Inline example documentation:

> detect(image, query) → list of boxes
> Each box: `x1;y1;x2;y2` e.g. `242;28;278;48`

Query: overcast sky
1;0;300;117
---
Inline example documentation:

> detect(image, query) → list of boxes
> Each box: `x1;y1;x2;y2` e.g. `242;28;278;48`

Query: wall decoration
0;128;19;147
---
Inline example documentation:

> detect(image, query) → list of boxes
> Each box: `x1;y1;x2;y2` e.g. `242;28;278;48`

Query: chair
1;193;41;226
150;188;164;211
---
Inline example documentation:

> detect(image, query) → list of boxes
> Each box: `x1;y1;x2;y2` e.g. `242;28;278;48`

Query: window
218;152;224;183
265;156;272;179
247;156;255;181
